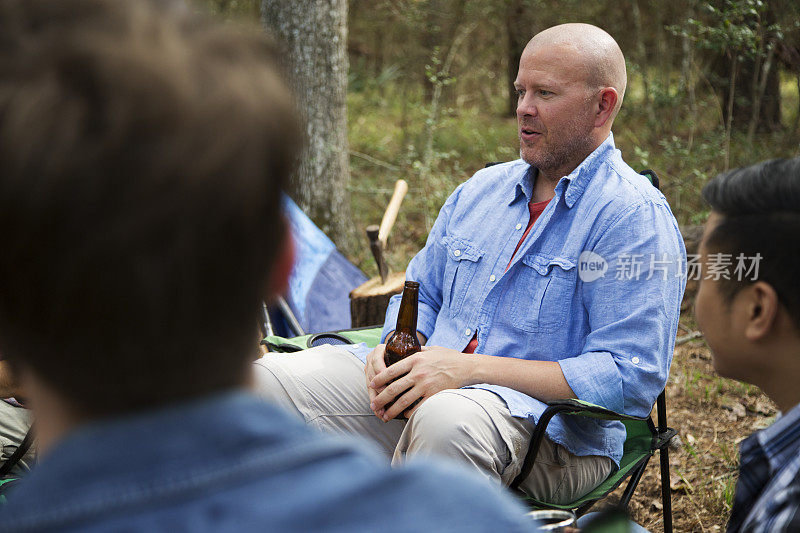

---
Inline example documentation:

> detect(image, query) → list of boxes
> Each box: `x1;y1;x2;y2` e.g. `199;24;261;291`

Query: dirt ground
590;320;776;532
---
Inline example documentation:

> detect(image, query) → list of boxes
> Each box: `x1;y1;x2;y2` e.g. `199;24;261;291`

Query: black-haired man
696;158;800;532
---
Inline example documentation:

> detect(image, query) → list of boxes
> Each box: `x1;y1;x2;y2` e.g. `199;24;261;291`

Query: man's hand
364;344;389;418
368;346;476;421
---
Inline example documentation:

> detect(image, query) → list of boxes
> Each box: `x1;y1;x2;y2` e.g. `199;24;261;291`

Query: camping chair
262;168;677;531
262;326;676;533
511;395;675;531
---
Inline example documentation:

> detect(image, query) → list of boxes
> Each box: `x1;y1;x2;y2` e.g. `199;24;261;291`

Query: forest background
210;1;800;531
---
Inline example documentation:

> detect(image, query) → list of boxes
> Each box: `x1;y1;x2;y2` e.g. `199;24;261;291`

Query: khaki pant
253;346;613;505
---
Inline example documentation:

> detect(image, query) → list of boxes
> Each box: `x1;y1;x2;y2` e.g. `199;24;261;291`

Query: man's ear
266;218;294;300
743;281;780;342
594;87;618;128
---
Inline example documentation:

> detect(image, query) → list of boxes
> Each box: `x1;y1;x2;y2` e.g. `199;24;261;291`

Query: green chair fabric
519;399;672;514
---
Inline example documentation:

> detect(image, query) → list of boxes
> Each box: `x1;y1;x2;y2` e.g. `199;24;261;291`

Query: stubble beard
519;119;596;178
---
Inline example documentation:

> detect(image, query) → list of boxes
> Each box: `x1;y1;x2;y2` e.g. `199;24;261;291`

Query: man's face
514;43;597;177
694;212;747;381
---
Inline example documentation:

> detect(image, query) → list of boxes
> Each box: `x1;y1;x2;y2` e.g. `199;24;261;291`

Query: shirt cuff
559;352;624;414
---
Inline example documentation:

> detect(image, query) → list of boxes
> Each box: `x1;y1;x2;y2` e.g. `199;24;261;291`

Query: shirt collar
743;401;800;474
509;132;617;208
508;165;535;205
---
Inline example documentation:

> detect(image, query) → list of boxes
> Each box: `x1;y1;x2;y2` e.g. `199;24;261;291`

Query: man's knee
403;391;498;456
252;358;304;419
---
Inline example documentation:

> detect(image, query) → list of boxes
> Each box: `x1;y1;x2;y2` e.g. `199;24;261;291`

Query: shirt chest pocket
511;254;576;333
442;236;484;318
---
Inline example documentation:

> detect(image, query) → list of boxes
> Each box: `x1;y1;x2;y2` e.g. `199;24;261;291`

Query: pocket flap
521;254;576;275
443;235;484;262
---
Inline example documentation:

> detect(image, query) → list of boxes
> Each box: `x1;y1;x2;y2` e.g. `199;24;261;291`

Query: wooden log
350;271;406;328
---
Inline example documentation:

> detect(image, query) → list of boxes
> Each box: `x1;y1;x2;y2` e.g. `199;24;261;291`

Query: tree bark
631;0;655;123
261;0;355;252
505;0;529;117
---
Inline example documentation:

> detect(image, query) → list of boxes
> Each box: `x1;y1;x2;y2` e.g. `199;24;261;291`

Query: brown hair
0;0;300;415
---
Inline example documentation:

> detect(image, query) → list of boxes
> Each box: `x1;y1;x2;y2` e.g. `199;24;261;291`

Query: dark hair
701;158;800;327
0;0;299;415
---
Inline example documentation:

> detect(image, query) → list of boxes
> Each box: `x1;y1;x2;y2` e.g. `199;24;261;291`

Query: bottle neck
394;285;418;335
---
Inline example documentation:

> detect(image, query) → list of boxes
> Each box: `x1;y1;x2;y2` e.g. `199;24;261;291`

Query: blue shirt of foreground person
0;1;533;532
1;393;534;533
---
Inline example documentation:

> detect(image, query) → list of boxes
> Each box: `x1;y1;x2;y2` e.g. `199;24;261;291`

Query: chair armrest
510;399;650;491
543;399;649;422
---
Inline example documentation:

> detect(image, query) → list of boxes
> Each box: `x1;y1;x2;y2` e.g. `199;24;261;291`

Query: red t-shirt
463;198;550;354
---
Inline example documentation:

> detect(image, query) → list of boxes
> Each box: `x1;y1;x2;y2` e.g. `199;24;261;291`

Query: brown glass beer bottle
383;281;421;419
384;281;421;367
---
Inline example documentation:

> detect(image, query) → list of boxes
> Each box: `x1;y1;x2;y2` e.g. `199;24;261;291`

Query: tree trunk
712;53;782;134
261;0;355;252
349;271;405;328
505;0;529;117
708;3;783;135
631;0;655;123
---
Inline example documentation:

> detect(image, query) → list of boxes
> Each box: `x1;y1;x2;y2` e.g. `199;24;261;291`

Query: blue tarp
279;195;368;335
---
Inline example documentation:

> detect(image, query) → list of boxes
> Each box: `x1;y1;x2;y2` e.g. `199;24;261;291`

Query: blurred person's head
0;0;299;430
695;158;800;411
515;23;626;182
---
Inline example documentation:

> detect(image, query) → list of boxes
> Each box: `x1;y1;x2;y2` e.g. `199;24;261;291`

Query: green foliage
207;0;800;271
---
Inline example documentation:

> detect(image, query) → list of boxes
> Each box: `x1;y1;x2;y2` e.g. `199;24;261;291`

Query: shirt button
631;357;640;365
515;223;522;230
454;250;461;257
465;328;472;336
489;275;496;282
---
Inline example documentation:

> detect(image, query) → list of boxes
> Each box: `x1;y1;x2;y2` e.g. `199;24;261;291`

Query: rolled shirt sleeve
559;201;686;417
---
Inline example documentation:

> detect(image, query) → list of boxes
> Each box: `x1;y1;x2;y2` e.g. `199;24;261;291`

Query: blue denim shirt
375;134;686;466
0;392;533;532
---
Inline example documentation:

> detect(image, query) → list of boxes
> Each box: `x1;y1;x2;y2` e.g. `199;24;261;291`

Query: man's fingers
370;373;413;412
383;387;424;421
370;355;413;390
403;396;427;418
365;344;387;379
368;385;386;416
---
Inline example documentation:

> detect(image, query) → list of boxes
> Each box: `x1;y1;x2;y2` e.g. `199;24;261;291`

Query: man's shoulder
736;450;800;532
458;159;528;196
439;160;528;218
592;152;668;210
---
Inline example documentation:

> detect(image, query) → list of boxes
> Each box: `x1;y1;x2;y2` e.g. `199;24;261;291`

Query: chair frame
510;392;675;532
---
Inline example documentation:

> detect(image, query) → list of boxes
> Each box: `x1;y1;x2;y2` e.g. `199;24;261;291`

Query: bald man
255;23;686;504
